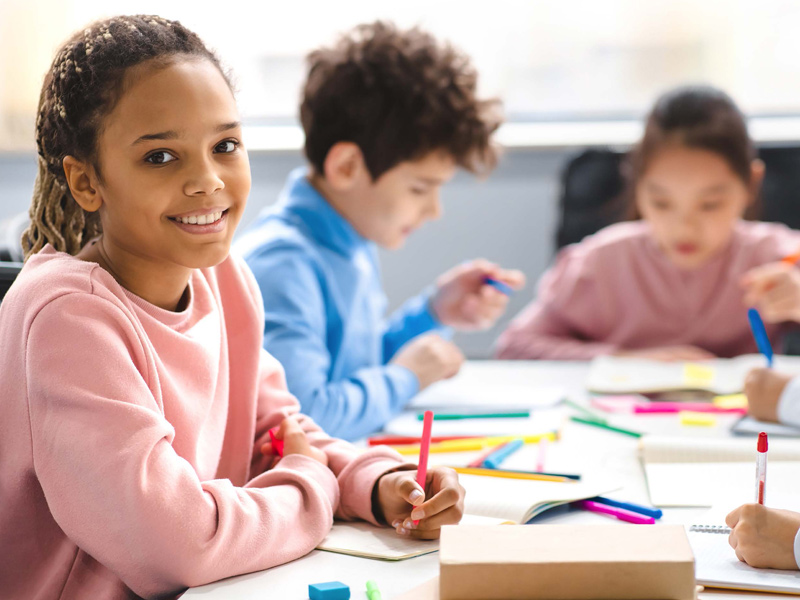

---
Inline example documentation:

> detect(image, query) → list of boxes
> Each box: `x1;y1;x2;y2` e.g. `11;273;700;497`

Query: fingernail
398;527;409;535
392;520;401;528
404;518;417;530
411;508;424;520
409;490;424;503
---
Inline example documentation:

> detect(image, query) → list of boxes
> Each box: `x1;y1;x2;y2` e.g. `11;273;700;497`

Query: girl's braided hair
23;15;230;260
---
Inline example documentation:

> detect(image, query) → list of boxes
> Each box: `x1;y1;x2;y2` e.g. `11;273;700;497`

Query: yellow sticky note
713;393;748;410
683;363;715;387
680;411;717;427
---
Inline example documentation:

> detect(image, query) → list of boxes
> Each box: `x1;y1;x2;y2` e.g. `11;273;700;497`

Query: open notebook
587;354;800;395
317;474;619;560
688;524;800;593
641;436;800;507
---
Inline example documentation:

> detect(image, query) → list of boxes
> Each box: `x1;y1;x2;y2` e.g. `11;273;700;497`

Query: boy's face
636;144;753;270
347;151;457;249
92;58;251;271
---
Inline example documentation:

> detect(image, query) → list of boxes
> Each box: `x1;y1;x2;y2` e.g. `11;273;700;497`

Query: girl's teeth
178;211;223;225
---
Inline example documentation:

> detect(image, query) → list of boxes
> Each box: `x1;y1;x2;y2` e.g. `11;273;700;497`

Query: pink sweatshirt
0;246;407;600
496;220;800;360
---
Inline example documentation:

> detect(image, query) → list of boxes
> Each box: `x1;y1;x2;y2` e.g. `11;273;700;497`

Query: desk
183;361;783;600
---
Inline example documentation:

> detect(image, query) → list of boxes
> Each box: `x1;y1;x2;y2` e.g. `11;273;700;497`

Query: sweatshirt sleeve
26;293;342;598
246;244;419;441
382;286;451;360
495;244;619;360
248;347;411;525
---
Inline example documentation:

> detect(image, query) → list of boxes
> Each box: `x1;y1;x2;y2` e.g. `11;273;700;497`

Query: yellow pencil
390;431;558;455
450;466;571;483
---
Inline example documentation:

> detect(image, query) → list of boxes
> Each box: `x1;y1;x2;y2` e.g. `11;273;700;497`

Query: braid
23;14;231;261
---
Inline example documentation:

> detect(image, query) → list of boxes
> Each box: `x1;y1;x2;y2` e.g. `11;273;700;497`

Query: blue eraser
309;581;350;600
484;277;513;296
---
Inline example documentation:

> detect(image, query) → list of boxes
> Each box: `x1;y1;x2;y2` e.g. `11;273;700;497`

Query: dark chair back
0;262;22;304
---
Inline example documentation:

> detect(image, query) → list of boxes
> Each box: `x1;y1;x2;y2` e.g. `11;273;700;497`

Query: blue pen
589;496;663;520
484;276;513;296
482;438;524;469
747;307;774;368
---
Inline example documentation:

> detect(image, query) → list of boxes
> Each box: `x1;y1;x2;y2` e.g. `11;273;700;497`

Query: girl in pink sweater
497;86;800;361
0;16;464;600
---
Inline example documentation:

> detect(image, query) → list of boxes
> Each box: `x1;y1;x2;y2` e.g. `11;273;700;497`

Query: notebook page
460;474;620;523
640;436;800;464
688;527;800;593
316;514;508;560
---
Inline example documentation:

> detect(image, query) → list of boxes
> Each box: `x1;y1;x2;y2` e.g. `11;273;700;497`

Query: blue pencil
482;438;524;469
484;277;514;296
589;496;663;520
747;307;774;368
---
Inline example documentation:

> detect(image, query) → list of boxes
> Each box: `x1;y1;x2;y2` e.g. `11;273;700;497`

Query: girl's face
636;144;756;270
92;58;250;271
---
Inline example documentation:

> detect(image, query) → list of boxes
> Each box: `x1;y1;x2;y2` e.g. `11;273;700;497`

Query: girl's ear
62;156;103;212
322;142;369;191
748;158;766;205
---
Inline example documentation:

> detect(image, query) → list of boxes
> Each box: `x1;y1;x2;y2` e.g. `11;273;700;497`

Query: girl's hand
741;262;800;323
263;417;328;467
614;345;715;361
375;466;465;540
726;503;800;570
744;367;792;423
431;260;525;331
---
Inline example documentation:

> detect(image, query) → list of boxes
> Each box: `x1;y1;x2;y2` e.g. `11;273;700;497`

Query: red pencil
414;411;434;525
368;435;474;447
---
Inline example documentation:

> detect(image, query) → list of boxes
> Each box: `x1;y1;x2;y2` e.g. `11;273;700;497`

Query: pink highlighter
414;411;434;525
269;426;285;458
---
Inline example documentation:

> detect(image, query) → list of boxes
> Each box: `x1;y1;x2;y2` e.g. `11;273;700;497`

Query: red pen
756;432;768;505
414;411;434;525
260;426;284;458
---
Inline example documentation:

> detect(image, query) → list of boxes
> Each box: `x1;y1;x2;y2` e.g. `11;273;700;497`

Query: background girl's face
93;58;250;270
635;144;754;270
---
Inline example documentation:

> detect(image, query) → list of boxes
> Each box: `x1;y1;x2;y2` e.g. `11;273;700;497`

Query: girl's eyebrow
131;121;242;146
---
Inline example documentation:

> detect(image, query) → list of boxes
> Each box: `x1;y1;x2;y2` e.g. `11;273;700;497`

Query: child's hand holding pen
373;466;465;540
741;261;800;323
726;503;800;570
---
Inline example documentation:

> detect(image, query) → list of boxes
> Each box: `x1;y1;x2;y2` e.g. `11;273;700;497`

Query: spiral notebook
688;524;800;593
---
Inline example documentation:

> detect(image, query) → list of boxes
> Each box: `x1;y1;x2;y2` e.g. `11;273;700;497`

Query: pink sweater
496;221;800;360
0;246;406;600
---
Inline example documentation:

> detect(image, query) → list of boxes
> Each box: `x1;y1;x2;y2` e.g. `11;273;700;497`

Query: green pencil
417;411;530;421
563;398;607;423
570;416;642;438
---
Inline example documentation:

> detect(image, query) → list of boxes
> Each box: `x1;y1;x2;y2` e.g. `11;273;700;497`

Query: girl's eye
651;199;670;211
145;150;177;165
701;201;723;212
215;140;239;154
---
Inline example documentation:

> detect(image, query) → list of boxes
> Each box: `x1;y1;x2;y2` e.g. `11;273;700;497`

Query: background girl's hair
23;15;231;260
623;85;759;218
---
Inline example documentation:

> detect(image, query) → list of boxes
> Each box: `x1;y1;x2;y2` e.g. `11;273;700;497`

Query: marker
482;438;524;469
452;466;581;481
782;250;800;266
632;402;746;415
484;276;514;296
570;416;642;438
747;307;774;368
450;466;574;483
419;411;530;421
414;410;434;525
589;497;663;520
577;500;655;525
756;431;768;505
260;426;284;457
366;579;383;600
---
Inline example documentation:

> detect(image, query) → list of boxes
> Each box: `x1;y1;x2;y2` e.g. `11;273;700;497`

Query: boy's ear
748;158;766;204
323;142;368;190
62;156;103;212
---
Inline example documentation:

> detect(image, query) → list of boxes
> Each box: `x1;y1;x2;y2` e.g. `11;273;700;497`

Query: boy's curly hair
23;15;231;260
300;21;503;180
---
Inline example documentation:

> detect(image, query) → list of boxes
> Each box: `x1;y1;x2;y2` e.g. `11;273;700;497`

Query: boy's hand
431;260;525;330
741;262;800;323
726;503;800;570
391;334;464;390
264;417;328;467
614;345;715;361
744;367;792;422
374;466;465;540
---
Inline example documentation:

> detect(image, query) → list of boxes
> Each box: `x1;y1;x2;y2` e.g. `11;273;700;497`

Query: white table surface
182;360;782;600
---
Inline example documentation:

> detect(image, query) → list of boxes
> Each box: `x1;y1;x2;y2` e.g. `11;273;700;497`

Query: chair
0;261;22;304
0;212;28;263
